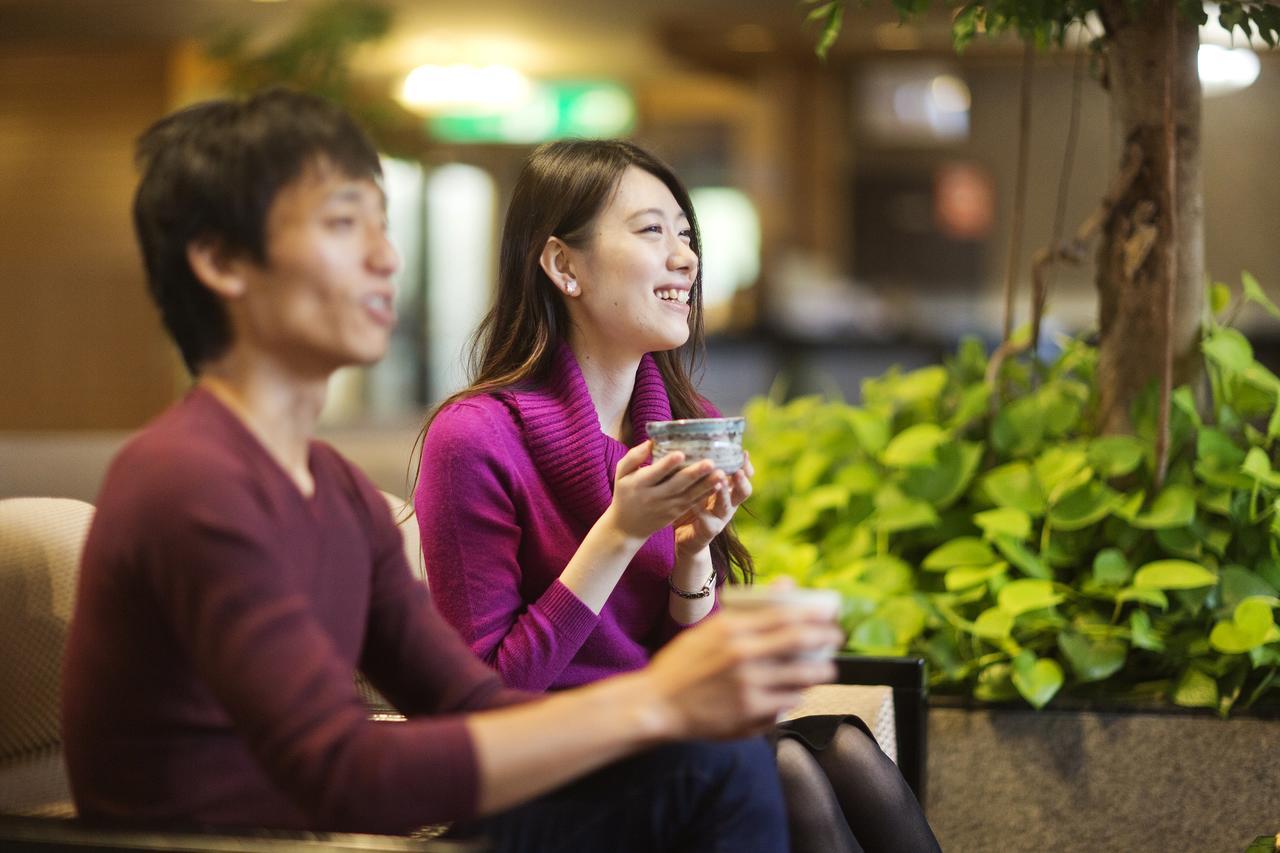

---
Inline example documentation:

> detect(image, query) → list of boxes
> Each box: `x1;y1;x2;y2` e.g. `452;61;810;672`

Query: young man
60;88;842;851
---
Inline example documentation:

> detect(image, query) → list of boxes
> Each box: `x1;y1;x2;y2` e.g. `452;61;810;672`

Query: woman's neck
198;351;328;496
567;336;641;444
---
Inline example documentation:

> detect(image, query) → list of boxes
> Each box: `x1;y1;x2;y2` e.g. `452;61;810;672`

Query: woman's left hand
673;451;753;558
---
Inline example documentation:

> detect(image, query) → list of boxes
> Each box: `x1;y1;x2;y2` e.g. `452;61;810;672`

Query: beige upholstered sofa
0;493;925;844
0;497;91;818
0;495;475;851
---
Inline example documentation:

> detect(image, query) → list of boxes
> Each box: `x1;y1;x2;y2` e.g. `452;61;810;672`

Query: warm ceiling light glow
400;64;531;113
1198;2;1263;97
1198;44;1261;97
931;75;971;113
385;33;546;79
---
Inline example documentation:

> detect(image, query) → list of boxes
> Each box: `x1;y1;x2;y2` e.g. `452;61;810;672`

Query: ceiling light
1198;1;1263;97
1198;43;1261;97
400;64;531;113
930;75;971;113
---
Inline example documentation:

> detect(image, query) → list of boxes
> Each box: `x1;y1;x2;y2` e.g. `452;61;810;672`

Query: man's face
232;160;400;377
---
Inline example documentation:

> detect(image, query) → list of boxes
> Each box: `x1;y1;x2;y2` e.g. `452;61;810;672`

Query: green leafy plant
206;0;430;159
740;272;1280;712
1244;833;1280;853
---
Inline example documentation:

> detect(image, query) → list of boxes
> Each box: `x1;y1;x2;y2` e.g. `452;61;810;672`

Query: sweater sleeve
416;401;600;692
347;462;534;714
138;457;496;833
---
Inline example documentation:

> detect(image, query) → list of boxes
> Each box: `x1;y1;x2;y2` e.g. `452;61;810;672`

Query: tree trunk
1096;0;1204;434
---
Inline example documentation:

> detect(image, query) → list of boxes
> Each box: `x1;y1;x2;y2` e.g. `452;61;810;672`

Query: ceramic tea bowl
645;416;746;475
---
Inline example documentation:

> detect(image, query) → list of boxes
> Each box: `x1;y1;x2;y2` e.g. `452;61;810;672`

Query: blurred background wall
0;45;178;429
1;0;1278;497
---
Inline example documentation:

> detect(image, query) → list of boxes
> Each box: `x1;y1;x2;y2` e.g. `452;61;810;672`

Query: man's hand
639;605;842;740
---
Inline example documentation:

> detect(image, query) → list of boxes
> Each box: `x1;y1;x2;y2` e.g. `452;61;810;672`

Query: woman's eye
679;229;693;241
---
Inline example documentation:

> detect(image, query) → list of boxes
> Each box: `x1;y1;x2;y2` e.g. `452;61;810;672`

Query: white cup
719;584;843;660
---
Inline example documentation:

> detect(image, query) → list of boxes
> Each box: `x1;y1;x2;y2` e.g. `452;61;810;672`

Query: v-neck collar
190;385;322;507
501;342;671;525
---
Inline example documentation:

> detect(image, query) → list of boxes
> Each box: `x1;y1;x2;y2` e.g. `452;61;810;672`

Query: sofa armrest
0;815;486;853
831;655;927;808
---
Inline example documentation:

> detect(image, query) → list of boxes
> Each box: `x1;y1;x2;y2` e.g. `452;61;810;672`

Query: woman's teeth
657;289;689;305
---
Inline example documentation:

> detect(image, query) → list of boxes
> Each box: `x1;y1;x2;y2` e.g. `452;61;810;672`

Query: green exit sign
429;81;635;143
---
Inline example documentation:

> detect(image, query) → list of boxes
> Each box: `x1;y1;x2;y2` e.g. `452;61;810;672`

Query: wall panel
0;47;179;430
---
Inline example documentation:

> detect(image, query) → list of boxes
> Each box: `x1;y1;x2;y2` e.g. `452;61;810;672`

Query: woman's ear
538;237;580;297
186;238;249;300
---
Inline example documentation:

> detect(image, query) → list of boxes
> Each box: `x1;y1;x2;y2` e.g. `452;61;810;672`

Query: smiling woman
414;137;747;685
412;139;940;852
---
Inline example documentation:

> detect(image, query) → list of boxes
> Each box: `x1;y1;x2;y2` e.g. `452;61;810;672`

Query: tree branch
1002;40;1036;346
1026;141;1143;371
1154;0;1180;491
984;337;1028;394
1030;38;1087;366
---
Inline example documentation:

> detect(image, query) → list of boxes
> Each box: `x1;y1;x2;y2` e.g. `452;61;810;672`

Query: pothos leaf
1202;327;1254;374
1011;651;1064;709
1241;273;1278;318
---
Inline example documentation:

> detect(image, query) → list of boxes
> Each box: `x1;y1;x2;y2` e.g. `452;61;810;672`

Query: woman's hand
603;441;725;544
673;451;753;559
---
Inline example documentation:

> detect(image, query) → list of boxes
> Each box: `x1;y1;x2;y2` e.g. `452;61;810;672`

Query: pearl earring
565;279;578;295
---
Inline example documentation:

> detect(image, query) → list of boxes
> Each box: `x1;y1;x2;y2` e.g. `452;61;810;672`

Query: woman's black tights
775;722;941;853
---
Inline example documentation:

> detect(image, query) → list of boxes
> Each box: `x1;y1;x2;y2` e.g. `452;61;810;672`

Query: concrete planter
926;702;1280;852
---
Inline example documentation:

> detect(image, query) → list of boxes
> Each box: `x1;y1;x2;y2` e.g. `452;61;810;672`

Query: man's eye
325;217;357;229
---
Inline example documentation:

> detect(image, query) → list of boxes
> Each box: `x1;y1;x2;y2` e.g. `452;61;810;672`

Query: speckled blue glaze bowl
646;417;746;474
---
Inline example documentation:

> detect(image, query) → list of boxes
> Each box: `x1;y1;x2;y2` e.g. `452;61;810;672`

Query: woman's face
564;165;699;358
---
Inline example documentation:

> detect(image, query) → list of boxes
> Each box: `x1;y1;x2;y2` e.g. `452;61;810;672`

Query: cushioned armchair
0;496;92;819
0;497;476;852
782;654;929;806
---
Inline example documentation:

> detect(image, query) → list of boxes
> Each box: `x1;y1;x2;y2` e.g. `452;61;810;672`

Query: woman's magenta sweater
415;344;713;691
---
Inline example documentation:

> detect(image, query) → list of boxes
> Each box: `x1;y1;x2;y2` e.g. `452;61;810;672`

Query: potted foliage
746;2;1280;846
738;278;1280;850
740;275;1280;712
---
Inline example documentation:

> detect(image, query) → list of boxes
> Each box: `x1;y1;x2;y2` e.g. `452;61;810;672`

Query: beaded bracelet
668;568;717;599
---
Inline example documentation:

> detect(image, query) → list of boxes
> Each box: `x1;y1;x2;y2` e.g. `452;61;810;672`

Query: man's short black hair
132;87;384;373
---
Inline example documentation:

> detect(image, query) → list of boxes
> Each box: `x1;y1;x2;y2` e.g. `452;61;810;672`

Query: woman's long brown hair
411;139;752;584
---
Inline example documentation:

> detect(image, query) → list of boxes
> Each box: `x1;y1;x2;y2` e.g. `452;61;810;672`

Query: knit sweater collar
503;342;671;524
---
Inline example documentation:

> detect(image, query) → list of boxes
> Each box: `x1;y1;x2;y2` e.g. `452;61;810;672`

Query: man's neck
567;335;641;444
198;352;329;496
